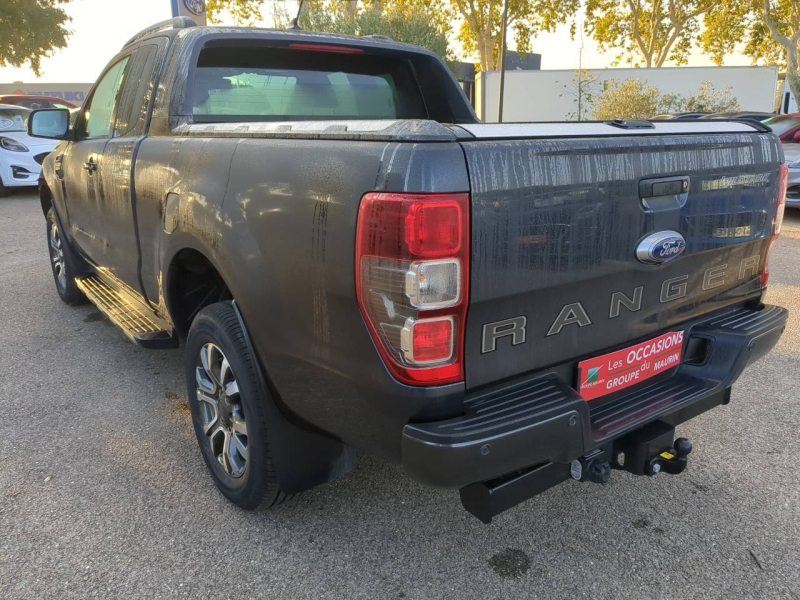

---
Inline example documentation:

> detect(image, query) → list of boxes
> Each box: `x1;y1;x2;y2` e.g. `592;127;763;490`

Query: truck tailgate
461;126;783;389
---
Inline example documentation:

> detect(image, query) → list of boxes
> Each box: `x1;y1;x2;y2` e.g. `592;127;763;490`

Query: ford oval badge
636;231;686;265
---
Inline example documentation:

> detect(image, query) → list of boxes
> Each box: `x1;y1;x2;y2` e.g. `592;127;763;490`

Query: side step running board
76;274;178;349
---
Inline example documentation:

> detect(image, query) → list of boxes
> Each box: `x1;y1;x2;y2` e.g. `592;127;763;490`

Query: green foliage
591;78;664;120
273;1;455;67
0;0;71;75
452;0;580;72
207;0;264;25
590;78;739;120
584;0;714;68
700;0;799;103
682;81;740;112
558;70;599;120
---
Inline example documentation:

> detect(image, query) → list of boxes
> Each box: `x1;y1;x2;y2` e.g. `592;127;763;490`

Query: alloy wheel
49;221;66;290
195;343;249;478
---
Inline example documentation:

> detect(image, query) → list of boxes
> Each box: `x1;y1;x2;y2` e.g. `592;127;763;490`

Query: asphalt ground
1;190;799;600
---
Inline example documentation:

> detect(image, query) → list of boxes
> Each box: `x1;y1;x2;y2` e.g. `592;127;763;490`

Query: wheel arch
39;180;54;217
164;245;235;339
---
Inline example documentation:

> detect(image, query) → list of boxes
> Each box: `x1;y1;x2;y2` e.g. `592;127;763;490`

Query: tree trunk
786;42;800;111
761;0;800;108
343;0;358;18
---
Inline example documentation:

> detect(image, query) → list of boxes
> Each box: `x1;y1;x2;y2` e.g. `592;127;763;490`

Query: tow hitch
611;421;692;477
569;421;693;485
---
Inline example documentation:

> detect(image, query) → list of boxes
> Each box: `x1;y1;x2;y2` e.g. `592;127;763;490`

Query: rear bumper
402;304;787;488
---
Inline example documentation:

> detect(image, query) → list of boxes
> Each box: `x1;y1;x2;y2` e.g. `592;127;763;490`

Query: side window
115;42;164;138
83;57;130;139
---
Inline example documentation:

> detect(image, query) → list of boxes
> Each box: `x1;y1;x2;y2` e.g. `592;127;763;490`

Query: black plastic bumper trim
402;304;787;489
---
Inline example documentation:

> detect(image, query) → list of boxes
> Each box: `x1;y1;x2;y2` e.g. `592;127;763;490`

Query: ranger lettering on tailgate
481;254;762;352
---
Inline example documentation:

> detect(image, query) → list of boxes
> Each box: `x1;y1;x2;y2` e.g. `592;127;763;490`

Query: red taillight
763;163;789;287
405;202;462;257
356;192;469;386
403;317;455;364
774;164;788;235
288;43;364;54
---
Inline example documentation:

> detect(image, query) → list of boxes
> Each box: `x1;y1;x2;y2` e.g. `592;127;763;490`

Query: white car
783;143;800;208
0;104;59;197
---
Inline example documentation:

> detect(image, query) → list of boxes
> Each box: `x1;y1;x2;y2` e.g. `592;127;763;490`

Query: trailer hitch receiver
612;421;692;477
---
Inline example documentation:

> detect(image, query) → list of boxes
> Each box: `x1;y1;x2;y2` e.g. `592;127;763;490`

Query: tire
0;177;10;198
46;207;84;305
185;301;290;510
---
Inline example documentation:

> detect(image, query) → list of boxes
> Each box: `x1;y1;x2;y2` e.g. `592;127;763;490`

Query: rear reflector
356;192;469;386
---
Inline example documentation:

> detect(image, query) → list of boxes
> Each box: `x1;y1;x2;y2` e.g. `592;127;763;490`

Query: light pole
497;0;510;123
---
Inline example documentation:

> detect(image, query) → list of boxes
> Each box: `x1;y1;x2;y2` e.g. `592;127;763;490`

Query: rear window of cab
191;42;428;122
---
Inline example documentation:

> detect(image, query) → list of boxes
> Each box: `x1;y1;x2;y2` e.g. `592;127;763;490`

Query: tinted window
191;45;427;122
83;57;130;139
115;43;163;137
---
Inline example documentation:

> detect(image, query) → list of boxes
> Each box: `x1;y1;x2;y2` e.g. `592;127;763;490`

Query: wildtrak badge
480;254;762;354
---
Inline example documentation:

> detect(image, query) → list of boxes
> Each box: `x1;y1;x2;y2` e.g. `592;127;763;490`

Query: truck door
61;56;130;264
99;41;166;294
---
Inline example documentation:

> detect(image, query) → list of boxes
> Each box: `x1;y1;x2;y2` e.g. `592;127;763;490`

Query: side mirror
28;108;71;140
793;130;800;143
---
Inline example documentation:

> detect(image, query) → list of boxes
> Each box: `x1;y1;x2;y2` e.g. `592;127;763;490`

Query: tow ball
612;420;692;477
643;438;692;476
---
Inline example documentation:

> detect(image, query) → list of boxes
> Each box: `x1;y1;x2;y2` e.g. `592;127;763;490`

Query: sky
0;0;756;84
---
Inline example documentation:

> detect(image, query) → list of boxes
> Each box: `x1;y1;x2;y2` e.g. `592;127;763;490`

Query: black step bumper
402;304;787;489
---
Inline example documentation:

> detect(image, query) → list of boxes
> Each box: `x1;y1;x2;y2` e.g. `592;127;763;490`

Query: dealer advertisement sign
578;331;685;401
171;0;207;24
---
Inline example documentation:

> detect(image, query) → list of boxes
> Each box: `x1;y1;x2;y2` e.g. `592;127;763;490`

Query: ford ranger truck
28;18;789;523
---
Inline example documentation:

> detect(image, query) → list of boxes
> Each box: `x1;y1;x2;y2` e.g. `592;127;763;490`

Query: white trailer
477;66;779;122
778;84;798;114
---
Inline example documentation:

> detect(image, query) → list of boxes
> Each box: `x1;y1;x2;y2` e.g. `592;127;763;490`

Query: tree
682;80;740;112
558;70;599;120
701;0;800;104
592;78;665;119
591;77;741;119
0;0;71;76
584;0;715;68
207;0;264;25
272;1;456;67
451;0;580;72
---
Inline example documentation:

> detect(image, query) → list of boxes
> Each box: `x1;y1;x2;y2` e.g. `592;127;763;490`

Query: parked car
698;111;775;122
28;18;789;523
650;112;708;120
0;105;58;196
0;94;77;110
763;114;800;143
783;143;800;207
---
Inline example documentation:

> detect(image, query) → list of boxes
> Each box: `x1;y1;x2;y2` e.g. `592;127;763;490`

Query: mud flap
231;300;354;494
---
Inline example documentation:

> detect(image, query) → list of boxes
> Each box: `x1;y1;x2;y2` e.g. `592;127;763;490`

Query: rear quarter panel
139;136;471;458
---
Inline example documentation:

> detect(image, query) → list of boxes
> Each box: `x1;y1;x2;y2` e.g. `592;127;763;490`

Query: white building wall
477;66;779;122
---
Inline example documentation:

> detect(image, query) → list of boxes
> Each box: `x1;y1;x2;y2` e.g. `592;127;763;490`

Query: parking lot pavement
1;191;799;600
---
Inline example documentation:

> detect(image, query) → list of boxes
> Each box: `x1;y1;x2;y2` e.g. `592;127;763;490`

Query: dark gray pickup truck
29;18;789;523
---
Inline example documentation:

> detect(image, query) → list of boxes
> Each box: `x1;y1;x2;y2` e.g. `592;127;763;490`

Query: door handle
83;157;97;173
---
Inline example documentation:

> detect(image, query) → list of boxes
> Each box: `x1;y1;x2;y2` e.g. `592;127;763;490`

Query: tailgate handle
639;176;689;211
